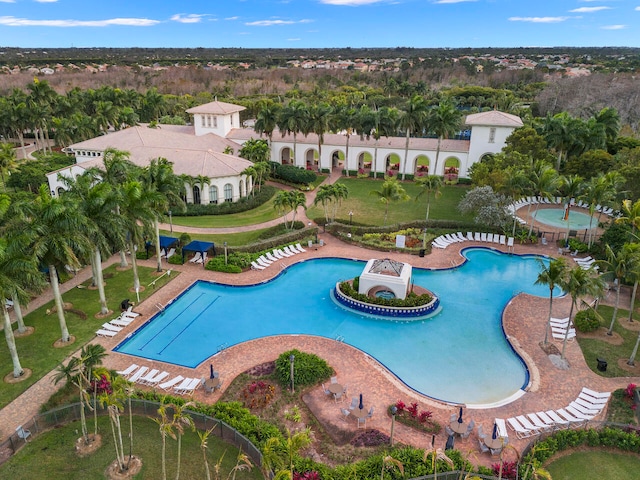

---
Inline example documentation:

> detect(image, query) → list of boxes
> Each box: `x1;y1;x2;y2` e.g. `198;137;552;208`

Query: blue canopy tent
145;235;179;259
182;240;216;265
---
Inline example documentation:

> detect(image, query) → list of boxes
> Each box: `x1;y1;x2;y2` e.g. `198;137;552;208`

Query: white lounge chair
159;248;166;258
494;418;508;438
283;246;297;256
527;412;553;432
137;369;159;385
432;241;447;249
536;411;566;430
189;252;202;263
581;387;611;400
146;371;170;386
474;232;481;242
122;307;141;319
480;233;487;242
507;417;535;439
110;316;134;327
173;377;194;394
101;322;122;332
258;255;272;265
116;363;139;378
272;249;284;259
129;366;149;383
266;251;279;262
516;415;541;434
569;401;600;417
555;408;586;427
176;377;200;395
499;235;506;245
575;396;606;410
165;248;176;259
159;375;184;391
507;237;514;248
295;243;307;253
251;261;266;270
466;232;473;241
197;252;208;264
544;410;571;429
96;328;117;338
574;256;593;264
16;425;31;442
552;327;576;341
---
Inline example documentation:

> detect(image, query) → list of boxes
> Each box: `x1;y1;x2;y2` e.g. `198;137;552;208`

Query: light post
289;354;295;393
390;405;397;446
223;241;228;265
168;210;172;233
349;211;353;225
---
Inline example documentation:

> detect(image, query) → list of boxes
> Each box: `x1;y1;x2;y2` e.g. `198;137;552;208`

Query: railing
0;399;263;469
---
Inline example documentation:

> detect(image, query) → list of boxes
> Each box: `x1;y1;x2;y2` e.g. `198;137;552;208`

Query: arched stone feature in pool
358;258;411;299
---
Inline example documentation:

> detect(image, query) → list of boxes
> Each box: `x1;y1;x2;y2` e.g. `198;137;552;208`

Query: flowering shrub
293;471;320;480
389;401;441;434
419;411;433;423
625;383;637;399
241;380;275;409
90;374;112;395
395;400;406;414
408;402;419;418
350;429;390;447
491;461;518;480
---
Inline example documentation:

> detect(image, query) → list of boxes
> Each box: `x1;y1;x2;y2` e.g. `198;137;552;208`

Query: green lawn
306;177;474;226
160;228;272;247
577;304;640;378
0;415;262;480
0;264;176;409
546;450;640;480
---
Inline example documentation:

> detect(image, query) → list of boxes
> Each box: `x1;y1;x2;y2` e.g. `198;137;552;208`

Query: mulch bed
578;327;624;345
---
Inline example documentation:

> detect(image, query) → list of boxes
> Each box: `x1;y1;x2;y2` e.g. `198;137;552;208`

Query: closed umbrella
359;393;363;410
457;406;463;424
492;422;498;440
209;364;215;379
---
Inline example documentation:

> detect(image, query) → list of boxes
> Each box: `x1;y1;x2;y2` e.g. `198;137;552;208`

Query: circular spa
533;208;595;230
115;250;561;406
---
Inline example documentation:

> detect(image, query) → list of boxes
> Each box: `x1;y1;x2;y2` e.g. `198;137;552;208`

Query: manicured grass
0;264;176;409
172;192;282;228
306;177;474;226
576;304;640;378
546;450;640;480
160;228;271;247
0;415;262;480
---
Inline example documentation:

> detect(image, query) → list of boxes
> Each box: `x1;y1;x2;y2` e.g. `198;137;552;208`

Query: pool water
115;249;559;405
533;208;594;230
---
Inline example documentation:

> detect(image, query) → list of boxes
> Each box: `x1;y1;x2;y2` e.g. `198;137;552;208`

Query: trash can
419;249;426;257
597;358;608;372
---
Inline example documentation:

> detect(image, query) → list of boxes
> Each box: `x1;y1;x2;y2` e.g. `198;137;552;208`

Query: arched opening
209;185;218;204
357;151;373;174
385;153;401;175
239;179;245;198
224;183;233;202
57;187;65;196
280;147;293;165
444;157;460;184
330;149;344;169
305;148;318;170
415;155;430;176
192;185;201;204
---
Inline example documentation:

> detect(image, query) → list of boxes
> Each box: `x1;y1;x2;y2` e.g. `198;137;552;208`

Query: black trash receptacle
597;358;608;372
419;249;426;257
445;434;455;451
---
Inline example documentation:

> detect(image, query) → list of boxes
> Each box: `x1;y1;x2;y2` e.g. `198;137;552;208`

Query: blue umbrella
209;364;215;379
492;423;498;440
457;406;463;424
359;393;363;410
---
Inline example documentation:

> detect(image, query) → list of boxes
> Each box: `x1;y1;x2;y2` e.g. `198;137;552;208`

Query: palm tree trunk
50;265;71;342
17;132;27;160
161;435;167;480
607;284;621;335
95;248;108;315
11;293;27;333
402;131;409;181
544;292;554;345
433;138;442;176
108;411;123;470
528;203;540;238
627;329;640;366
155;221;162;273
129;241;141;292
119;250;128;268
373;139;379;178
628;281;638;323
175;435;182;480
90;257;98;287
3;306;24;377
79;389;88;443
345;133;351;177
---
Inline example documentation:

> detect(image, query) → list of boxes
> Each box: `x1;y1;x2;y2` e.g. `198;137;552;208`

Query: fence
0;399;263;469
410;472;499;480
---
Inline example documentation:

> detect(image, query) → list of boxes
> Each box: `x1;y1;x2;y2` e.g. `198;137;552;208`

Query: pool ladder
335;334;345;343
217;343;227;353
155;303;165;313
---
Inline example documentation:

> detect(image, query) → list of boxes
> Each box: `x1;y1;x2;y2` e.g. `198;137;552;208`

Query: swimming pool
533;208;594;230
115;248;559;405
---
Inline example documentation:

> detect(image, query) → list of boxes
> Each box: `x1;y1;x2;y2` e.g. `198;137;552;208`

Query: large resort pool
115;248;560;406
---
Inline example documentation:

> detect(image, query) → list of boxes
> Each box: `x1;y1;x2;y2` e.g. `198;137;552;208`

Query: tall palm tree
600;244;638;336
415;175;443;248
27;78;58;154
0;142;17;190
155;398;176;480
594;107;620;146
371;106;399;175
6;90;31;159
370;177;410;226
539;112;573;170
527;161;560;237
428;99;463;177
559;265;605;359
254;100;281;147
99;375;129;474
398;95;428;180
262;428;311;480
623;243;640;324
278;100;308;167
535;257;569;345
308;102;332;171
558;174;584;243
172;401;195;480
332;105;358;176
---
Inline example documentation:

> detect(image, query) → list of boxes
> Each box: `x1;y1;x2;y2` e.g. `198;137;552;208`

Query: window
488;127;496;144
209;185;218;204
192;185;201;204
239;180;245;198
213;116;218;128
224;184;233;203
206;115;212;128
201;115;205;127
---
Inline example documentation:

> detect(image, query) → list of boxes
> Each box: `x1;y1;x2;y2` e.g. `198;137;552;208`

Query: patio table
204;377;221;392
483;436;504;450
450;421;468;435
328;383;343;394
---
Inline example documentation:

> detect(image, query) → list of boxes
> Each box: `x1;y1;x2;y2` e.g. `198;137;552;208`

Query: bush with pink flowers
388;399;441;434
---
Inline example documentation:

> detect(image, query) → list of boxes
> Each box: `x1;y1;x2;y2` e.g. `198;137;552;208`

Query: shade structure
359;393;363;410
181;240;216;264
458;406;463;424
492;422;498;440
159;235;179;249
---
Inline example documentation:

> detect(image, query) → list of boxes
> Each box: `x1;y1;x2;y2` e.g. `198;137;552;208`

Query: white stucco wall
193;112;241;137
467;124;516;167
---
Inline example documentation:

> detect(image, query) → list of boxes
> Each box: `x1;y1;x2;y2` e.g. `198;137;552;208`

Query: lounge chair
278;248;293;258
197;252;208;264
295;243;307;253
507;417;535;439
456;232;466;242
96;328;118;338
159;248;166;258
575;396;606;410
116;363;139;378
580;387;611;401
516;415;541;434
173;377;195;394
110;317;133;327
507;237;514;248
189;252;202;263
16;425;31;442
177;377;200;395
122;307;140;319
266;252;279;262
568;402;599;417
552;327;576;341
544;410;571;429
481;233;487;242
555;408;586;427
102;322;122;332
537;410;567;430
527;412;553;432
272;249;284;259
159;375;184;391
256;257;271;268
493;234;500;244
495;418;508;438
575;256;594;264
137;369;159;385
129;366;149;383
146;371;170;386
487;233;495;243
165;248;176;259
499;235;506;245
432;241;447;249
467;232;474;241
251;261;266;271
283;246;297;256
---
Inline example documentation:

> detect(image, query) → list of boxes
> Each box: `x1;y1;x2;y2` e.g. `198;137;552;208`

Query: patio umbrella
359;393;363;410
457;406;463;424
209;364;215;379
492;423;498;440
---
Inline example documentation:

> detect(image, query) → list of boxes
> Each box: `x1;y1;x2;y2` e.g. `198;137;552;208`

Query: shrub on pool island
275;349;332;388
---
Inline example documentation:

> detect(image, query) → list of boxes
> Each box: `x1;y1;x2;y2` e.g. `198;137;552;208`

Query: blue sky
0;0;638;48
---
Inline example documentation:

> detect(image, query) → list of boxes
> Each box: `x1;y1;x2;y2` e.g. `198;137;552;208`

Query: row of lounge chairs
502;388;611;439
510;197;618;217
573;256;598;271
116;363;202;395
251;243;307;270
550;316;576;341
432;232;514;250
189;251;208;264
95;308;140;338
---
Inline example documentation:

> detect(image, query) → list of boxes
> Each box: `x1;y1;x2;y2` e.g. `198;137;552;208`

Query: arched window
192;185;201;204
224;184;233;203
209;185;218;204
57;187;65;196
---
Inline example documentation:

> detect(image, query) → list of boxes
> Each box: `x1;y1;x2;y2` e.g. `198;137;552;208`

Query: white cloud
434;0;477;4
601;24;626;30
0;0;16;3
636;7;640;11
320;0;384;5
225;16;239;21
287;38;301;41
34;0;58;3
570;7;611;13
170;14;208;24
508;16;570;23
245;19;313;26
0;16;160;27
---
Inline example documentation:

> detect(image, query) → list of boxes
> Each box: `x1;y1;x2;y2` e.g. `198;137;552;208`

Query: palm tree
558;174;584;243
415;175;443;248
623;243;640;324
99;375;130;474
600;244;638;336
6;89;31;159
617;198;640;238
0;142;17;190
398;95;427;180
172;401;195;480
155;399;176;480
535;257;569;345
332;105;358;176
540;112;574;170
308;102;332;170
527;161;560;237
262;428;311;479
254;100;281;147
314;184;335;225
278;100;308;167
428;99;463;177
559;265;605;359
371;106;399;175
594;107;620;146
370;177;410;226
197;426;216;480
381;455;405;480
27;78;58;154
423;435;454;480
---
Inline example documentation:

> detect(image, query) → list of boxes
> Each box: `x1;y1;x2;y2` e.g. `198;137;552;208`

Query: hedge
275;349;332;389
271;163;317;185
574;310;600;333
338;281;433;307
176;185;277;217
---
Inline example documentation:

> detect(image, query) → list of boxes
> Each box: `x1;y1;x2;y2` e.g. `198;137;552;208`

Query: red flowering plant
625;383;637;399
241;380;276;410
90;374;112;395
388;399;441;434
492;461;518;480
408;402;419;418
395;400;406;414
293;471;320;480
